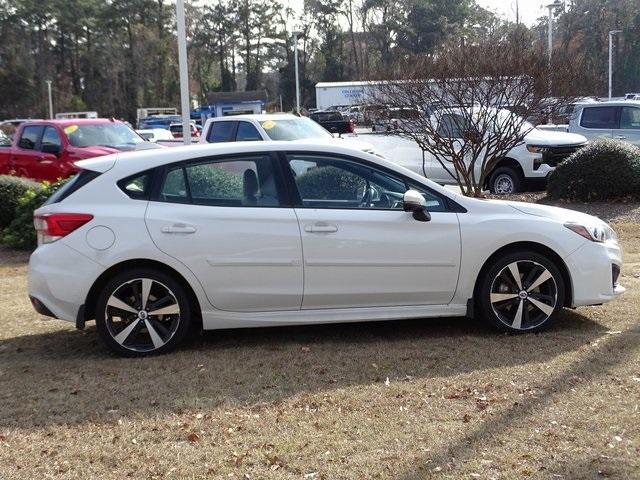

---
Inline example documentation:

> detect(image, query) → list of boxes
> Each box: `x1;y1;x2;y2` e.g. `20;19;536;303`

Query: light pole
292;31;303;115
45;80;53;119
608;30;622;100
545;1;562;124
176;0;191;144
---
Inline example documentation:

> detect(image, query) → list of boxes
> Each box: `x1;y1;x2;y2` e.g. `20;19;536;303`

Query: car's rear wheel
478;251;565;333
489;167;521;194
95;268;192;356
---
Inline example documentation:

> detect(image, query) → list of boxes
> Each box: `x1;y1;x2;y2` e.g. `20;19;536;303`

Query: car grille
542;144;585;167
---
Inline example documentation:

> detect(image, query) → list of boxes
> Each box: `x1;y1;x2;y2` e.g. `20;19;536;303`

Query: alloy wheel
494;174;515;194
104;278;181;353
489;260;558;330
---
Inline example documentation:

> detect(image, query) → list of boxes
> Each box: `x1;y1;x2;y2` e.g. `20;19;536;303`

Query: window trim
579;106;620;130
278;150;465;213
151;151;293;208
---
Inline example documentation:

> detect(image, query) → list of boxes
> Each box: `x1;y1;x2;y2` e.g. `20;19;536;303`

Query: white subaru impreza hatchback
28;141;624;356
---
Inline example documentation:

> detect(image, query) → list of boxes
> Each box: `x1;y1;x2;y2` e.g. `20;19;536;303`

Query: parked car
138;115;181;130
169;122;200;139
309;110;355;135
372;107;421;133
566;100;640;144
361;107;588;194
136;128;175;143
0;119;156;182
199;113;378;155
27;141;623;356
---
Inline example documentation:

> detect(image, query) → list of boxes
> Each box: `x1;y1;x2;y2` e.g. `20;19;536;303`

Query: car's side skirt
201;304;468;330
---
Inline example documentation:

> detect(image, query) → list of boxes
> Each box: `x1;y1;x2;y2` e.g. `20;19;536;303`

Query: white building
315;81;382;110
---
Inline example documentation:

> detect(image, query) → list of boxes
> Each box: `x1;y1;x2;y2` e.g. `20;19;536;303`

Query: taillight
34;213;93;245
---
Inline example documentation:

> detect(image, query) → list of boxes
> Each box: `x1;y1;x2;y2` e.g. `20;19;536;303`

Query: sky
477;0;550;26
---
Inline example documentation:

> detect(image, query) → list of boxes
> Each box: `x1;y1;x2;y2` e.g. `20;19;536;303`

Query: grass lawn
0;224;638;479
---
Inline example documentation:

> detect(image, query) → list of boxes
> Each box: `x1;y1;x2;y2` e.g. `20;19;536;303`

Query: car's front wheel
95;268;192;356
478;251;565;333
489;167;521;194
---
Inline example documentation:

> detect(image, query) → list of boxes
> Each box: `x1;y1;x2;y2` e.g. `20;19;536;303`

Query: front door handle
304;223;338;233
161;224;197;234
615;135;627;140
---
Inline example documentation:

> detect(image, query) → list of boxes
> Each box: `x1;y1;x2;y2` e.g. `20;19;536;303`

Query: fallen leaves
187;433;200;443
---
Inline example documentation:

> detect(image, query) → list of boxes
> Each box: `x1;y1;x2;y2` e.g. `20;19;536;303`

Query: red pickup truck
0;118;154;182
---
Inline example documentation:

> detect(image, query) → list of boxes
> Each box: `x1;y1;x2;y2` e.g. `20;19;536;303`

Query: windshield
65;123;144;148
261;118;334;141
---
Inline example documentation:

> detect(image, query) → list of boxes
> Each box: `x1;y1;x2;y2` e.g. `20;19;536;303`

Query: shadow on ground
0;308;610;430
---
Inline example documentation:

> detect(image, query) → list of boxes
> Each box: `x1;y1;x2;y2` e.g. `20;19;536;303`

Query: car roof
577;100;640;107
208;113;300;122
20;118;124;127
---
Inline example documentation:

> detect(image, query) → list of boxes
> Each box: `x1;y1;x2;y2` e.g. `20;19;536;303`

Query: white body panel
27;141;623;333
569;100;640;145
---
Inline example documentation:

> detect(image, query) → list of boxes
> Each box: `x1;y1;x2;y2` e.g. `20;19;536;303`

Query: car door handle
161;224;197;234
304;223;338;233
615;135;627;140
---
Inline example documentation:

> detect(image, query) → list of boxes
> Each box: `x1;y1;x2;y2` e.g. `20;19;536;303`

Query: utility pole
609;30;622;100
45;80;53;119
292;31;303;115
176;0;191;144
546;1;562;124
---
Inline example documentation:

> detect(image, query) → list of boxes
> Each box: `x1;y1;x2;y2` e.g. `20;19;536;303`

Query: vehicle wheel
95;268;192;356
489;167;521;194
478;251;565;333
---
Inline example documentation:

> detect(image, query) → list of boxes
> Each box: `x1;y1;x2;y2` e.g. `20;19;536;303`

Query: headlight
526;145;549;154
564;222;617;243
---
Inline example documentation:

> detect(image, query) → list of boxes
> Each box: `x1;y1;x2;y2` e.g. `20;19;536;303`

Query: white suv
28;142;623;356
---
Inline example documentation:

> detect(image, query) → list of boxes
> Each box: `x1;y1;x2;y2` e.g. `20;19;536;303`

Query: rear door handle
161;224;197;234
615;135;627;140
304;223;338;233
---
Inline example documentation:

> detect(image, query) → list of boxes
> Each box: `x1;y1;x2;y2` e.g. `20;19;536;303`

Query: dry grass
0;226;639;480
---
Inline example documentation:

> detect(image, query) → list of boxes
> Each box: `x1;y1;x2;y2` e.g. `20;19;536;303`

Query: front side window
41;126;62;149
437;114;467;138
18;126;43;150
620;107;640;130
580;107;618;129
235;122;262;141
286;154;446;210
160;155;281;207
207;122;235;143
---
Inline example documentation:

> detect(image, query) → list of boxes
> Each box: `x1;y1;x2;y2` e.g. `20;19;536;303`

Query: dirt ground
0;221;638;479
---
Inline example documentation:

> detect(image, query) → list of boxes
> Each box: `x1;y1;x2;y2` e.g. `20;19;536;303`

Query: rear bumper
28;242;103;323
565;239;624;307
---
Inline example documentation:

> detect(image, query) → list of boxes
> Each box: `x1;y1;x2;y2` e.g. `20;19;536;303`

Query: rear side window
118;171;153;200
18;126;43;150
580;107;619;129
207;122;235;143
44;170;102;205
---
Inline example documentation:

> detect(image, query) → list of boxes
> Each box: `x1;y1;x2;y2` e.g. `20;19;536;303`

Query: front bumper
564;239;624;307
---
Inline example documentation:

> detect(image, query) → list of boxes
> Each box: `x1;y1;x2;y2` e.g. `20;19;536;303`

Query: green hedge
2;179;68;250
296;166;365;200
547;139;640;201
0;175;41;229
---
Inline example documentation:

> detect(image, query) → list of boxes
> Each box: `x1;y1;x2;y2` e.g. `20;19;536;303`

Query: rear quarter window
118;170;154;200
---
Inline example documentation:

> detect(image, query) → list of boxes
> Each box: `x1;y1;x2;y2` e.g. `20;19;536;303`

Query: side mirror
41;144;62;156
403;189;431;222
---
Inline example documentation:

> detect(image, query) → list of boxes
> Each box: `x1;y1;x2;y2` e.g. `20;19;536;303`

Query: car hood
524;129;587;146
506;200;603;226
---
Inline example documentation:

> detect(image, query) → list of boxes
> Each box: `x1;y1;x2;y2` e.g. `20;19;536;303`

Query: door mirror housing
403;189;431;222
41;144;62;156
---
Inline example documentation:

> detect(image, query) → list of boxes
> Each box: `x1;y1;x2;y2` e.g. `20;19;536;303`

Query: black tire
95;268;192;356
489;166;522;194
477;251;565;333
